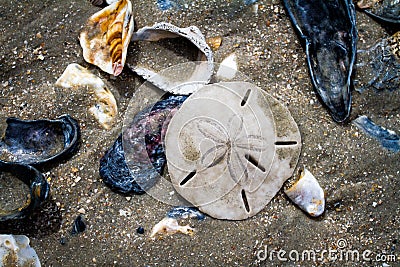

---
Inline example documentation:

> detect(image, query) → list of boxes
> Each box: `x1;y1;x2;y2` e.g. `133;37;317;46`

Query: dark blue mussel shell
0;114;81;169
0;160;50;221
99;95;187;195
283;0;357;122
99;134;145;194
361;0;400;25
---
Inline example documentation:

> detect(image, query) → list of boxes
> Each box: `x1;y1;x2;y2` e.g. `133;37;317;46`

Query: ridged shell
80;0;134;76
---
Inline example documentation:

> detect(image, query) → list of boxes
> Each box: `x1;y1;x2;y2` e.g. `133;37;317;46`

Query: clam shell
80;0;134;76
285;168;325;217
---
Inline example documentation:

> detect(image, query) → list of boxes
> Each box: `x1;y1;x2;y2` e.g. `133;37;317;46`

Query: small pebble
60;237;67;245
136;226;145;234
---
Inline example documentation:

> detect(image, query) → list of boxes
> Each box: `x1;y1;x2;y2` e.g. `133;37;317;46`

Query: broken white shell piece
216;53;238;80
80;0;134;76
130;22;214;94
285;168;325;217
55;63;118;129
0;234;41;267
150;217;195;239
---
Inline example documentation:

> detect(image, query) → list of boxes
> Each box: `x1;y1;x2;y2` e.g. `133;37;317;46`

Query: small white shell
55;63;118;129
0;234;41;267
216;53;238;80
150;217;195;239
285;168;325;217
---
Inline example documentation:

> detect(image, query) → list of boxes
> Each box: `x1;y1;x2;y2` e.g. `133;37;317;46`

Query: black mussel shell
283;0;357;122
99;135;145;194
0;114;80;169
99;95;187;195
360;0;400;25
0;160;50;221
71;215;86;235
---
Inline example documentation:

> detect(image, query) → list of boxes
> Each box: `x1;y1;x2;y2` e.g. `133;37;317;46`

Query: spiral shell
80;0;134;76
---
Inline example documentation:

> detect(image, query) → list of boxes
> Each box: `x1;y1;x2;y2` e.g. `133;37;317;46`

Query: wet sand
0;0;399;266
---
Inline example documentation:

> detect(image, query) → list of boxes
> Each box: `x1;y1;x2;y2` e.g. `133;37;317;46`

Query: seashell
206;36;222;51
99;135;145;194
99;95;187;194
150;217;195;239
165;82;301;220
0;115;80;168
355;32;400;92
55;63;118;129
130;22;214;94
353;115;400;152
0;161;50;221
358;0;400;24
71;215;86;235
216;53;238;80
283;0;357;122
80;0;134;76
284;168;325;217
0;234;41;267
166;207;206;220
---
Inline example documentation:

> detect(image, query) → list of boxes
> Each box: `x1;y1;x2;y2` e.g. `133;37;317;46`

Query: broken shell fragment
355;32;400;92
165;82;301;220
206;36;222;51
353;115;400;152
55;63;118;129
150;217;195;239
80;0;134;76
216;53;238;80
0;234;41;267
0;115;80;168
0;161;50;221
166;206;205;220
285;168;325;217
357;0;400;24
130;22;214;94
